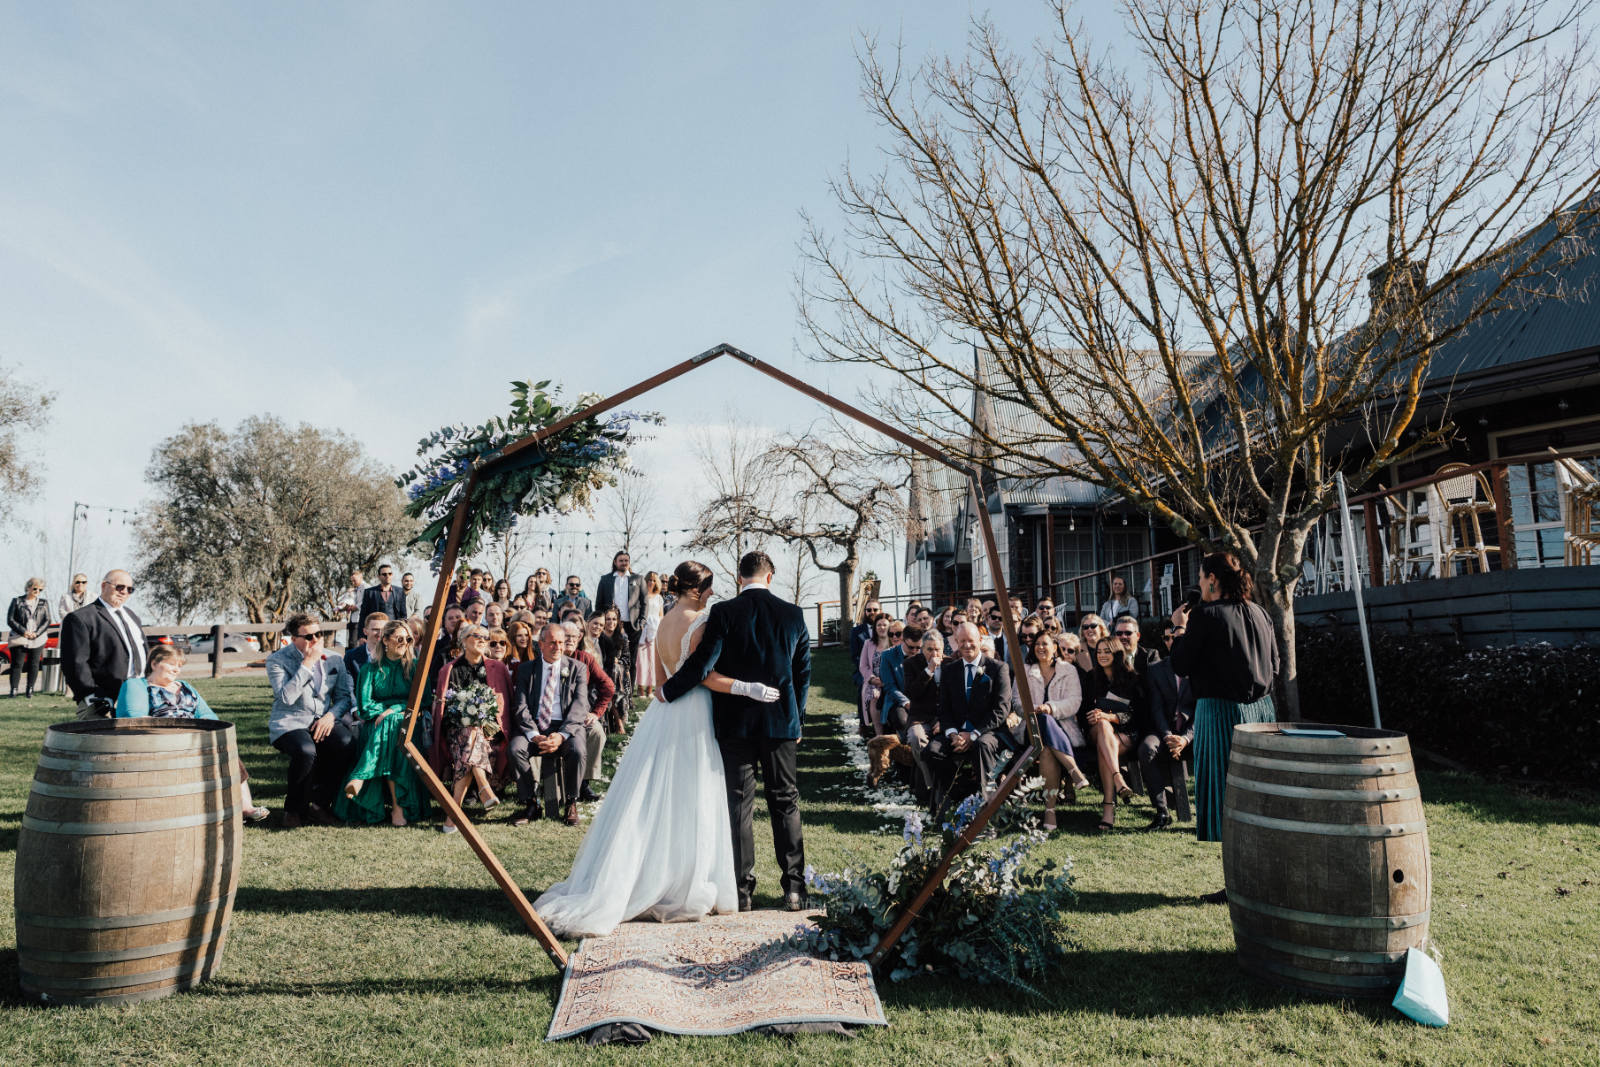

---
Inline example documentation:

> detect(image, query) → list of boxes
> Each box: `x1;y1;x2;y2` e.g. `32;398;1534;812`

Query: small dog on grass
866;734;914;787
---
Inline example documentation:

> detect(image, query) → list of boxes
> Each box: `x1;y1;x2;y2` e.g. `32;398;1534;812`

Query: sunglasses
294;631;321;641
567;582;580;588
1114;630;1137;638
489;640;508;648
389;634;414;644
74;580;87;585
1080;624;1100;631
112;583;135;594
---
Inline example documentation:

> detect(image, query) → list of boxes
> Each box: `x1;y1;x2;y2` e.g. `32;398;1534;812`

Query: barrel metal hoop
1240;955;1399;990
20;959;213;992
16;893;232;931
1228;890;1430;930
22;806;238;836
45;731;230;755
28;776;235;801
36;753;233;774
1228;778;1421;804
19;923;229;963
26;980;204;1007
1238;931;1411;965
1229;752;1414;778
1224;806;1426;838
1233;735;1405;757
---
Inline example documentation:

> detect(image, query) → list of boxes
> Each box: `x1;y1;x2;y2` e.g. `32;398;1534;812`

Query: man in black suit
663;551;812;912
1138;656;1194;830
358;564;407;632
926;622;1013;818
899;631;947;803
60;569;147;718
593;549;646;655
508;623;593;826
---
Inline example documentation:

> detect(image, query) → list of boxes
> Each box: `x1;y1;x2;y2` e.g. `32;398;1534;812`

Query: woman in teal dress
337;620;426;826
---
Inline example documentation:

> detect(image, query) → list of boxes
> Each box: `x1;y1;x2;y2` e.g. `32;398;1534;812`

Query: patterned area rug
547;911;887;1040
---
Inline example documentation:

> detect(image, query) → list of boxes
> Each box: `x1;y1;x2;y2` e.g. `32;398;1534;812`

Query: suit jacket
879;644;911;712
511;654;592;739
60;600;146;704
358;585;407;630
265;644;357;742
901;653;942;727
662;586;811;741
936;654;1012;737
570;647;615;722
1144;658;1195;742
551;592;593;620
593;571;646;629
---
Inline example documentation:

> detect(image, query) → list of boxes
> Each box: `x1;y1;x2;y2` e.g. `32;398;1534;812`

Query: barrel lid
1236;721;1408;741
47;719;234;737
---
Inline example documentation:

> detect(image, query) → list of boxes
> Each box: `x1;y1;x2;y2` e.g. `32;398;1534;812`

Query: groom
663;551;812;911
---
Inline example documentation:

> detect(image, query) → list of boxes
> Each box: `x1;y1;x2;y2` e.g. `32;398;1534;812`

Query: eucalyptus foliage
804;796;1077;994
398;380;660;570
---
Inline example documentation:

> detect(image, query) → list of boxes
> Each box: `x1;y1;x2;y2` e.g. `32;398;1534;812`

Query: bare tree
604;470;661;556
687;418;773;588
0;363;53;521
802;0;1600;715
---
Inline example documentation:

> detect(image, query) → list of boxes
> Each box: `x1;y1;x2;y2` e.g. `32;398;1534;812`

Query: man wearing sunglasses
61;569;148;718
551;576;592;620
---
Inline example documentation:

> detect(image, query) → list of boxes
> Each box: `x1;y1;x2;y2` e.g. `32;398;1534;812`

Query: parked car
0;627;61;679
186;632;258;656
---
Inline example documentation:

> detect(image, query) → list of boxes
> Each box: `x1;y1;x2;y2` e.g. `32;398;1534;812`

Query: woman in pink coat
430;623;515;833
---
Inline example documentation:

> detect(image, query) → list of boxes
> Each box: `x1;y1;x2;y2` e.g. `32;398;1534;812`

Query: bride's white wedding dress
533;611;736;937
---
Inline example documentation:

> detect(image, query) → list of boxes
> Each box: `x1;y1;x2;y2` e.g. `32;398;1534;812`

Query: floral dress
444;658;494;779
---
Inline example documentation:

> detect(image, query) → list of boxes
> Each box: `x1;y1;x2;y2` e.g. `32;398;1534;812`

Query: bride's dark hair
667;561;714;597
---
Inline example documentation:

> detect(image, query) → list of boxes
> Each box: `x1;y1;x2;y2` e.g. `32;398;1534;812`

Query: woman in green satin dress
337;620;426;826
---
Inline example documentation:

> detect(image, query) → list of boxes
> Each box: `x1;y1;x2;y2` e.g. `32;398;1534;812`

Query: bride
533;560;777;938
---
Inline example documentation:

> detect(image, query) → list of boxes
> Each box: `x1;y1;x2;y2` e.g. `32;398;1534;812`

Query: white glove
731;680;781;703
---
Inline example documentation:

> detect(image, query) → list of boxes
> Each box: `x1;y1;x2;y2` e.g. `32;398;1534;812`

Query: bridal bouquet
444;682;501;739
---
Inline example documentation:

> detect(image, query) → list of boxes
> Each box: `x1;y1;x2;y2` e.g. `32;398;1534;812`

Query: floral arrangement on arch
398;379;661;570
444;681;501;739
803;795;1077;993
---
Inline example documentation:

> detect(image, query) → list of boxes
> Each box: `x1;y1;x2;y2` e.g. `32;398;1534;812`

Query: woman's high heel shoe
1114;775;1134;802
1096;802;1116;832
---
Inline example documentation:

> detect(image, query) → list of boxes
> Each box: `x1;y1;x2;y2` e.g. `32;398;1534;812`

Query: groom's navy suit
664;585;811;904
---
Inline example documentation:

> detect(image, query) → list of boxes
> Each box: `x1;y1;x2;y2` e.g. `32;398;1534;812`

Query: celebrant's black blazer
662;586;811;741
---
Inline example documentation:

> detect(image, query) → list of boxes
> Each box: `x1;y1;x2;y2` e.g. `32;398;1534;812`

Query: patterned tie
536;661;560;731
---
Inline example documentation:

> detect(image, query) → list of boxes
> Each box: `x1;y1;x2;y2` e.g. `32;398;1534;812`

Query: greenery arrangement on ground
398;379;660;569
0;654;1597;1065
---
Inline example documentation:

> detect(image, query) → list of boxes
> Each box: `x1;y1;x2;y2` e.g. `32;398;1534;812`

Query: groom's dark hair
738;551;775;580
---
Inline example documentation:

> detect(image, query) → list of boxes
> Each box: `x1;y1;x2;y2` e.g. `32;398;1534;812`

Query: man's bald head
101;570;133;609
953;622;982;663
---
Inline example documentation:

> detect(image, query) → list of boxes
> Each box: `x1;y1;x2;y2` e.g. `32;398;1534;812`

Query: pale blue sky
0;1;1111;614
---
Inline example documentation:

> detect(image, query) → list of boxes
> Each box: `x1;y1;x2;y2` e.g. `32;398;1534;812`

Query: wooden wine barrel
1222;722;1430;998
14;719;243;1006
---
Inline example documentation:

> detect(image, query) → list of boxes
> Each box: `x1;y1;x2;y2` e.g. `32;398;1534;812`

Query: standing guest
509;624;593;826
599;605;634;728
338;622;427;827
848;598;882;697
900;631;945;802
635;571;665;701
552;575;593;620
338;570;364;647
344;612;389;678
1082;636;1144;832
401;573;423;618
522;569;554;612
57;573;93;620
359;565;406;633
857;613;891;735
594;550;645;672
561;621;612;803
447;571;472;609
7;577;51;699
1101;574;1139;622
485;627;511;663
531;607;552;633
1169;551;1278;902
60;569;146;718
926;623;1012;817
266;614;359;827
1022;632;1092;831
429;623;510;833
484;602;506;632
462;599;486;627
505;618;537;664
510;595;528;612
1138;655;1194;831
493;578;513;609
405;616;426;643
118;646;269;821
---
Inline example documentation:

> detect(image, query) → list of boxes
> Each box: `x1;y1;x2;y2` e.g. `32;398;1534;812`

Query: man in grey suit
509;624;593;826
266;613;359;827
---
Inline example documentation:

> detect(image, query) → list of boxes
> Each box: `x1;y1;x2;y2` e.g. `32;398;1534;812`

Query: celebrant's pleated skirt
1193;694;1276;842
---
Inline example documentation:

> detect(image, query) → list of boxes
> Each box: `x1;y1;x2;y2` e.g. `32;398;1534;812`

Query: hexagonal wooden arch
397;342;1041;973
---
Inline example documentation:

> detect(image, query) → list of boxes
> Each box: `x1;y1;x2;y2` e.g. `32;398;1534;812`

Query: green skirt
1193;694;1276;843
334;707;427;824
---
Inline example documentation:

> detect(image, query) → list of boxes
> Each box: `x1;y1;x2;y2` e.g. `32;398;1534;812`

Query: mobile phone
1183;589;1201;613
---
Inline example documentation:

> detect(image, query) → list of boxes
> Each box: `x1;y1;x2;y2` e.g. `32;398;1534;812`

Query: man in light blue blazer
266;613;359;827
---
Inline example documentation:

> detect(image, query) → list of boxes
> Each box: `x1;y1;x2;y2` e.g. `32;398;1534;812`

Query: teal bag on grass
1392;948;1449;1027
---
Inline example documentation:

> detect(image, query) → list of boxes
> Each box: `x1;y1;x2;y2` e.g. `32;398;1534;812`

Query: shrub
1296;629;1600;786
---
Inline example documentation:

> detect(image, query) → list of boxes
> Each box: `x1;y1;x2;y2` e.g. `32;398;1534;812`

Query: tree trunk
836;556;857;638
1264;588;1300;722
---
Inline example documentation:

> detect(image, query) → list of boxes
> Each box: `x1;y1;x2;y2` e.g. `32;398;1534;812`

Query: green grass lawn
1;655;1597;1065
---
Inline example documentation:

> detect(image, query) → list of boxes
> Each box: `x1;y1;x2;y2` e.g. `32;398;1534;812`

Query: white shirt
610;572;631;614
97;597;145;678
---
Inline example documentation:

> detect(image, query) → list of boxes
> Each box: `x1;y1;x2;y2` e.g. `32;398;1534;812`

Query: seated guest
1112;612;1161;675
1021;632;1092;831
510;624;593;826
505;618;537;664
429;623;511;833
485;627;510;663
1073;614;1108;675
877;625;922;737
927;623;1012;818
598;606;633;729
265;614;359;827
60;569;147;718
338;621;426;827
561;621;612;803
1082;635;1145;832
344;612;389;676
900;631;945;802
119;645;269;822
429;605;466;678
1138;655;1194;830
484;601;506;631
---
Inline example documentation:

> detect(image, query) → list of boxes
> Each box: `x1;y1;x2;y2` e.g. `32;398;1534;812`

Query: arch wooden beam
395;342;1040;975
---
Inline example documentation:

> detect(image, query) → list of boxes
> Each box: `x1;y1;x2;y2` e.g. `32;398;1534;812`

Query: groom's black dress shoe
784;892;809;912
737;896;753;913
512;804;540;826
